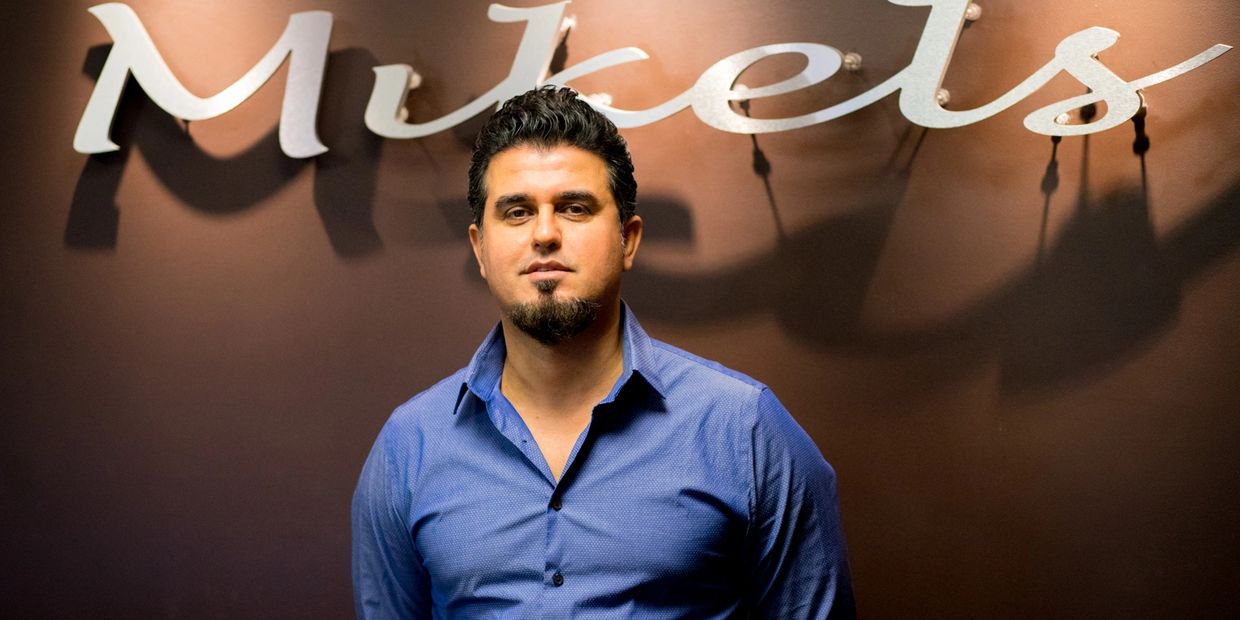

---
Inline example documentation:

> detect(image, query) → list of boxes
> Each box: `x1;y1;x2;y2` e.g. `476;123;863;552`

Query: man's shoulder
643;336;770;399
381;367;470;434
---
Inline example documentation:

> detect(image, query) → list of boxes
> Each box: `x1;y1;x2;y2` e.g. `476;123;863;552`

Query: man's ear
468;223;487;279
621;215;643;271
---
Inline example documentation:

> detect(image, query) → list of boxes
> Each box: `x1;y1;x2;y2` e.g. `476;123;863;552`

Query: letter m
74;3;333;158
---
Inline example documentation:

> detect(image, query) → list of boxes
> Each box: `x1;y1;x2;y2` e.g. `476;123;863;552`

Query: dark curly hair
467;86;637;226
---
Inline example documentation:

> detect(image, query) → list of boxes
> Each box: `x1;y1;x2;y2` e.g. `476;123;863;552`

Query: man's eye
562;204;588;215
504;208;532;220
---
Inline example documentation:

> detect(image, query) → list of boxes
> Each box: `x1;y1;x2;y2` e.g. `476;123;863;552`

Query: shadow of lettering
628;118;1240;398
312;48;386;257
626;178;904;343
66;45;384;258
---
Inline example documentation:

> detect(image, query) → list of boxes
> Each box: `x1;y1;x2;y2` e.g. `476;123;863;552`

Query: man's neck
499;302;625;418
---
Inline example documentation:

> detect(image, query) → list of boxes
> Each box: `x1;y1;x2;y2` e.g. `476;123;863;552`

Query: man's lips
522;260;571;275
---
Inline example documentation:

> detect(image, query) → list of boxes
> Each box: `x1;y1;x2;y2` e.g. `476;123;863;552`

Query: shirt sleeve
746;387;856;619
352;429;432;619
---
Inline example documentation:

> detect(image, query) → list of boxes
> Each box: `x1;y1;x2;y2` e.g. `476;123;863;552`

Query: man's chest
405;421;751;611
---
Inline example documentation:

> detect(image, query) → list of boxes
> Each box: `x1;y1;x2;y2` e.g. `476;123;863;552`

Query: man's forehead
489;143;607;170
484;144;612;198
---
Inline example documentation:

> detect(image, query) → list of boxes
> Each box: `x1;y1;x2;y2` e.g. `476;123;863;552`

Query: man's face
469;144;642;338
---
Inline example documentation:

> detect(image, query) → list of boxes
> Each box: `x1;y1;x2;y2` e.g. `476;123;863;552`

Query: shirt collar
454;303;666;414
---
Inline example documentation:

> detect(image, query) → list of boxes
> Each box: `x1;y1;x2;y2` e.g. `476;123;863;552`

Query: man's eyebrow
492;193;532;210
555;190;601;205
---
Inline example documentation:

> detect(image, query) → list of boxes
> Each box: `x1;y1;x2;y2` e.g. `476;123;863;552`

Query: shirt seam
647;339;769;392
380;421;419;550
743;384;763;611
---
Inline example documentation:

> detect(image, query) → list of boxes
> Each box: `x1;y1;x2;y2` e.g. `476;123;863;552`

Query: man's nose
531;208;561;251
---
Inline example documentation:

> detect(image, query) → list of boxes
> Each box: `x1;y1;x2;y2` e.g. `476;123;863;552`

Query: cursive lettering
74;1;1232;157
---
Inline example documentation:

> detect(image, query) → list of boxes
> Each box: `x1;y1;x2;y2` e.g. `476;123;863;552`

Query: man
352;86;854;619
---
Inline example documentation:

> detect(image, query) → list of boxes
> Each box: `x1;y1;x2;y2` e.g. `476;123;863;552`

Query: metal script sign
74;0;1232;158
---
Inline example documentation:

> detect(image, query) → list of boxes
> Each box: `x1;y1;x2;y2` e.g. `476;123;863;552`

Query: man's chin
505;295;602;346
531;278;561;295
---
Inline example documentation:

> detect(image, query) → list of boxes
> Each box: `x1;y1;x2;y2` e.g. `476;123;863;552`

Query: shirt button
552;571;564;586
550;497;562;511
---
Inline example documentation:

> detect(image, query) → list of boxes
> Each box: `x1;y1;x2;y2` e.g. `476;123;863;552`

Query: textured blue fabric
352;307;854;619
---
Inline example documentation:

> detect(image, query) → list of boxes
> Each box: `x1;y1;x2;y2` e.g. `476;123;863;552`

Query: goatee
506;281;601;345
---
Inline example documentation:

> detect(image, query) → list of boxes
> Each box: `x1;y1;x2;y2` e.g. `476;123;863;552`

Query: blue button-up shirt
352;308;853;619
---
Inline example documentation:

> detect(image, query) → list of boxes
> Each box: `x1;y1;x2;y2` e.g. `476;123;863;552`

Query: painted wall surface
2;1;1237;617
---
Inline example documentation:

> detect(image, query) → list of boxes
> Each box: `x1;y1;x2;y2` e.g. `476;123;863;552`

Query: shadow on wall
627;119;1240;398
65;42;1240;397
65;45;387;258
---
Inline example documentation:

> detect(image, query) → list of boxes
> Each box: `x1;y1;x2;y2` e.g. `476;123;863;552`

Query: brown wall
2;1;1237;617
